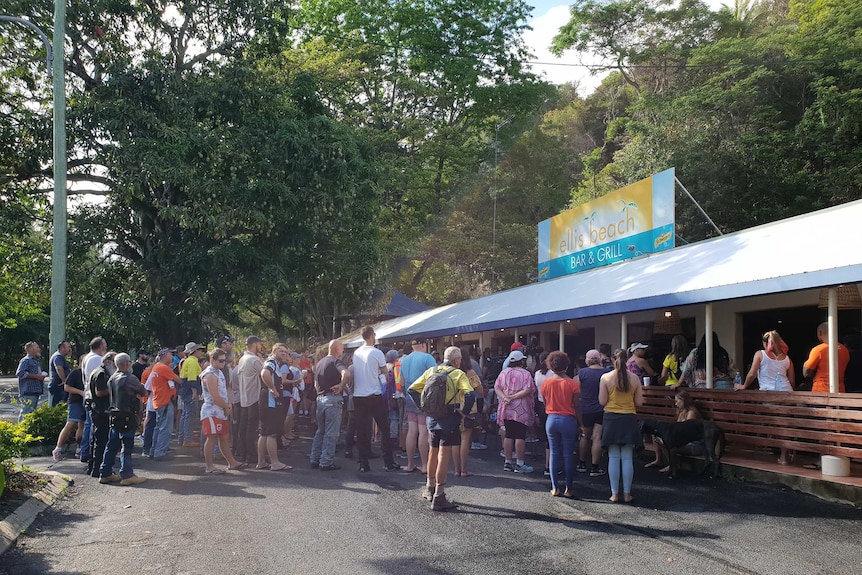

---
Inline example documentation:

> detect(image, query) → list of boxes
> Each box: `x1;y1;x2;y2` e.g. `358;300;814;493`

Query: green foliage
20;402;65;446
0;420;41;472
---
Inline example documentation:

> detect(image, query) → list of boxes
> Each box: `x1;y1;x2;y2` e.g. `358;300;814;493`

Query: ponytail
613;348;631;393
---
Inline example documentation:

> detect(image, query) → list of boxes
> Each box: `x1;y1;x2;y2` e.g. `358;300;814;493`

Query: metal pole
49;3;67;353
558;323;564;353
675;177;723;237
705;303;714;389
620;315;627;352
0;16;53;78
828;287;838;394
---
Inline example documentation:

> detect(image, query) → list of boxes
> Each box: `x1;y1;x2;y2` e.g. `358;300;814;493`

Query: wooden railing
639;387;862;462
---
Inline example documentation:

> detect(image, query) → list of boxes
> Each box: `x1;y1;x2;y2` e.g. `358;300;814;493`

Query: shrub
0;420;41;473
20;403;66;445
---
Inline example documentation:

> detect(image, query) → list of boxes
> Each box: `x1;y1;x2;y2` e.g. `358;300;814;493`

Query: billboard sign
538;168;675;281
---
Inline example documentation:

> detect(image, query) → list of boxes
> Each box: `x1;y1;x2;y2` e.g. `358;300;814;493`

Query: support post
620;315;628;352
828;287;838;394
705;303;714;389
558;323;565;353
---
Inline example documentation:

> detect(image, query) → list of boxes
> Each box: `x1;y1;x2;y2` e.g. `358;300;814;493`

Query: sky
524;1;732;95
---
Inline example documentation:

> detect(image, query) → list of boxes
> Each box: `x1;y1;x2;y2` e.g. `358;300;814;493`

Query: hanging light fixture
653;308;683;335
817;285;862;310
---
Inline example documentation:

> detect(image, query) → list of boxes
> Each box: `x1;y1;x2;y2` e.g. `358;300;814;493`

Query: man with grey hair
409;346;476;511
99;353;148;485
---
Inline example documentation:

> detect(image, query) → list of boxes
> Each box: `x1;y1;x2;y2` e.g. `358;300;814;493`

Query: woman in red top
542;351;581;498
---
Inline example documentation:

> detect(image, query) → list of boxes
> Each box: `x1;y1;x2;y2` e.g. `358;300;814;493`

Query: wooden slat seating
639;388;862;463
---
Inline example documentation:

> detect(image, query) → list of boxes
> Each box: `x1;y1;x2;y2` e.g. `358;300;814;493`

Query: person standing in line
399;339;437;473
52;355;87;461
86;352;116;477
98;353;148;485
140;359;157;457
451;348;485;477
737;330;795;464
803;322;850;393
408;346;476;511
235;336;264;463
599;348;644;504
310;340;350;471
132;350;149;381
352;326;400;473
257;344;291;471
80;337;108;463
200;348;246;474
48;341;72;406
542;351;581;498
178;342;204;447
534;351;551;476
495;350;537;474
577;349;610;476
15;341;45;422
627;343;657;385
149;348;181;461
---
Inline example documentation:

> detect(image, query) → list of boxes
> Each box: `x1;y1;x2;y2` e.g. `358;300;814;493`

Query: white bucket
821;455;851;477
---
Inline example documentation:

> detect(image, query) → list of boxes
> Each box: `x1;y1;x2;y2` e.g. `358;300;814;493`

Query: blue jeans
310;395;343;467
100;427;136;479
80;409;92;461
608;444;634;496
178;395;197;444
17;394;40;422
142;410;157;454
152;403;174;457
48;387;68;407
546;414;579;492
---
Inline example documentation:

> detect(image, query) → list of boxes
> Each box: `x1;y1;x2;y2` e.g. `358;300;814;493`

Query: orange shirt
542;376;580;416
804;342;850;393
140;367;152;404
151;362;178;409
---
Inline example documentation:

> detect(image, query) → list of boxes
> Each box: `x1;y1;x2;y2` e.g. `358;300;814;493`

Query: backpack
420;367;454;419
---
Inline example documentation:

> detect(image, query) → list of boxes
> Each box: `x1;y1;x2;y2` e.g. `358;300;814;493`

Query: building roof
347;200;862;347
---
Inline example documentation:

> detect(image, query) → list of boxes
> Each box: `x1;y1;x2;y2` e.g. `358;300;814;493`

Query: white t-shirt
534;370;550;403
82;352;104;400
352;345;387;398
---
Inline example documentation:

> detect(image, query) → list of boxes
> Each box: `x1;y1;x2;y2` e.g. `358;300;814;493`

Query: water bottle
734;370;742;387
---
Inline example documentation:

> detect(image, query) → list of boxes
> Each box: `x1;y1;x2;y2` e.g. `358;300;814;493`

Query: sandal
255;464;271;470
563;490;575;499
270;465;292;472
228;462;249;470
205;468;226;475
609;494;619;503
461;471;474;477
623;494;634;504
550;488;561;497
644;461;662;469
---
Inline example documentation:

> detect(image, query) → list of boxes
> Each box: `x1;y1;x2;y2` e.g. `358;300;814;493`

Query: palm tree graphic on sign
618;200;638;217
583;210;597;223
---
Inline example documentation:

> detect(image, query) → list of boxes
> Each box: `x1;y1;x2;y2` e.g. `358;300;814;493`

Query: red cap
510;342;526;352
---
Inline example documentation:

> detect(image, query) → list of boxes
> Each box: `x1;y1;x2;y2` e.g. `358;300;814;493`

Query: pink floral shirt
495;367;536;427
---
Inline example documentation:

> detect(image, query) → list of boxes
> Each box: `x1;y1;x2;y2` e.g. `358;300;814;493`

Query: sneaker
74;448;81;458
319;464;341;471
470;442;488;450
503;461;515;472
120;475;146;486
421;486;434;501
52;447;63;462
396;451;408;460
576;461;588;473
358;462;371;473
431;493;457;511
344;451;353;459
500;450;506;458
99;474;122;484
589;466;606;477
384;463;401;472
543;468;551;477
514;463;534;474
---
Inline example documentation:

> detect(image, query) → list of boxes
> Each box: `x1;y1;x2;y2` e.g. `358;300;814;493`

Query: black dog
640;418;725;479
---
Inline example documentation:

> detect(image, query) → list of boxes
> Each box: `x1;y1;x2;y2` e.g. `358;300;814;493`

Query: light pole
492;115;513;290
1;12;66;352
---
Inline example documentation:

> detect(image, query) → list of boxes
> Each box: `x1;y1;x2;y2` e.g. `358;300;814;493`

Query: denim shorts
67;402;86;423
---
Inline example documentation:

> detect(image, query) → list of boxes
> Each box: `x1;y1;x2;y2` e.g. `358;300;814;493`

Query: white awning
348;200;862;347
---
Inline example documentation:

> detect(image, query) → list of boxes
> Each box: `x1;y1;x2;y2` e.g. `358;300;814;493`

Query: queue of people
10;319;857;509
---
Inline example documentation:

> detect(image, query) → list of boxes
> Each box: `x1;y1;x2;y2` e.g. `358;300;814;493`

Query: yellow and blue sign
538;168;675;280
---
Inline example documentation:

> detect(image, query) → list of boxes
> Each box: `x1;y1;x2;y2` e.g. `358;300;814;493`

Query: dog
640;418;725;479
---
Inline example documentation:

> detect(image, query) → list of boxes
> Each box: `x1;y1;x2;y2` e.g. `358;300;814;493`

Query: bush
0;420;41;473
20;403;66;445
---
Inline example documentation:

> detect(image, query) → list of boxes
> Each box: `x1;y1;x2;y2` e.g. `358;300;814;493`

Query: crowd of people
10;319;854;508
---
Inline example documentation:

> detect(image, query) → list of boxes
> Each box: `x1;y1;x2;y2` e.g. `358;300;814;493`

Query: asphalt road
2;436;860;575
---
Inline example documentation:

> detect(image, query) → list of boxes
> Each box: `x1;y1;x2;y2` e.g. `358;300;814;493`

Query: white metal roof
348;200;862;346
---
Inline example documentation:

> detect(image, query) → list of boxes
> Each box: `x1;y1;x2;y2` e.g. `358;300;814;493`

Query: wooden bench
639;388;862;463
